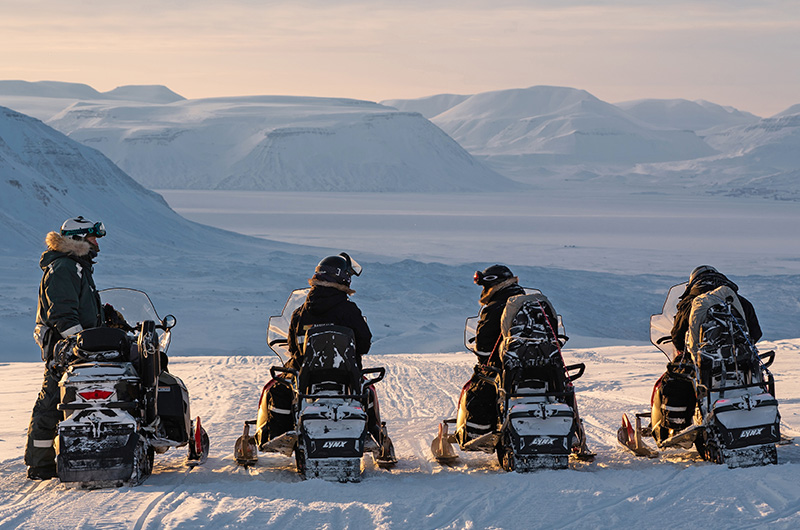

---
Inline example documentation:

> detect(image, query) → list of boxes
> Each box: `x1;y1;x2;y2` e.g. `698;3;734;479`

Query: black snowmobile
431;289;593;471
55;288;209;488
618;282;781;467
234;288;396;482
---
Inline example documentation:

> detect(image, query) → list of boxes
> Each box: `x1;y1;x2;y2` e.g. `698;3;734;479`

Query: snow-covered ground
2;340;800;529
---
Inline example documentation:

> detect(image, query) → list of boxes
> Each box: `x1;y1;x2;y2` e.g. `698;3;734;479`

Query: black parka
287;281;372;370
36;232;102;341
475;278;526;358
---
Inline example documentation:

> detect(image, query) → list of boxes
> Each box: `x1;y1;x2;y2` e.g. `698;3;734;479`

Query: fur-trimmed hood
40;232;95;270
45;232;93;257
479;276;520;305
308;278;355;295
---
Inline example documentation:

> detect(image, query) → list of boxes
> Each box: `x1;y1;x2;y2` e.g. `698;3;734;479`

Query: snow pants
24;367;61;469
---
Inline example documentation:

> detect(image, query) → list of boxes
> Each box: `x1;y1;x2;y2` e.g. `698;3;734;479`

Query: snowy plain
1;89;800;528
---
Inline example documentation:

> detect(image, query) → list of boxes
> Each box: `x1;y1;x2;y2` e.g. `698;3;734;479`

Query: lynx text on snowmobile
617;282;781;468
55;288;209;488
431;289;594;471
234;288;396;482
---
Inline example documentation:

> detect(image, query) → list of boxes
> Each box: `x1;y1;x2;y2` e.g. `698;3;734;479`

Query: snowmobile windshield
100;288;170;352
267;288;310;361
650;282;688;357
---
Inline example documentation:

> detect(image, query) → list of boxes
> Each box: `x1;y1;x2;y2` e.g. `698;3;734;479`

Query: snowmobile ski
373;422;398;468
617;413;659;458
431;421;459;465
234;420;258;467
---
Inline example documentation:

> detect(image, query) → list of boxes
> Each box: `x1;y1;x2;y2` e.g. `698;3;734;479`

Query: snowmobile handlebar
361;367;386;388
270;366;298;388
656;336;673;345
758;350;775;368
565;363;585;381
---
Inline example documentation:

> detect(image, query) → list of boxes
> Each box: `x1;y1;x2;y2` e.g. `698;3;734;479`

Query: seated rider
474;265;526;366
287;253;371;371
670;265;762;358
260;253;394;460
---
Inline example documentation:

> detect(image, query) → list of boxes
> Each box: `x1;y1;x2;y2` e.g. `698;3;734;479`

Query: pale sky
3;0;799;116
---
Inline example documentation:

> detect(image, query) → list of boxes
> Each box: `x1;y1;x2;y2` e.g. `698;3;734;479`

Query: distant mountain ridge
44;95;515;191
0;80;184;103
424;86;716;163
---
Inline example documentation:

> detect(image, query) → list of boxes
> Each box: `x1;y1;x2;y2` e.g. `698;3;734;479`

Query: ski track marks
2;343;800;528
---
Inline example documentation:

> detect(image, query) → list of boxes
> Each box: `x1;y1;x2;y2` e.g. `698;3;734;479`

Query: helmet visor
339;252;362;277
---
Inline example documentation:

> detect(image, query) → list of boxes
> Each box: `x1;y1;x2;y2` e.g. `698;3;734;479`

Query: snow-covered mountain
615;98;760;133
0;80;185;121
392;86;715;164
42;95;513;191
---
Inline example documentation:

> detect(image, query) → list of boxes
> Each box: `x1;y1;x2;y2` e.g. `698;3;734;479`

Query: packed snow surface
2;341;800;529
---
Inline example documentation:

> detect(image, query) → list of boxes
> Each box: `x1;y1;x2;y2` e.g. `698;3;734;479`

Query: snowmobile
431;289;593;471
618;282;781;468
55;288;209;488
234;288;396;482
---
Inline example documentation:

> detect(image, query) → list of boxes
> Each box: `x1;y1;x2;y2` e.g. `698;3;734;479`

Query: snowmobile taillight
78;389;114;400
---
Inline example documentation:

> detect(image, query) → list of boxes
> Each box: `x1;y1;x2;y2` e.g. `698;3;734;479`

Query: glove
104;303;134;331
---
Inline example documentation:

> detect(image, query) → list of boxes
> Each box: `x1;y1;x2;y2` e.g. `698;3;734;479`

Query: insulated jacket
287;281;372;370
670;271;761;353
36;232;102;343
475;278;526;358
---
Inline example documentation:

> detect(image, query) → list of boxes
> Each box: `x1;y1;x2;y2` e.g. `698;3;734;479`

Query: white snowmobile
618;282;781;467
431;289;593;471
234;288;396;482
55;288;209;488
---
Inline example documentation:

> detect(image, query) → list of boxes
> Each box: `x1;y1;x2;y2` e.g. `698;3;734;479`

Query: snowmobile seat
76;327;130;353
70;327;131;362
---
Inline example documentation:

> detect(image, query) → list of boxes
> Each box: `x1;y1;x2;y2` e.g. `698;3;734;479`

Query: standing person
473;264;526;365
27;216;106;480
670;265;762;356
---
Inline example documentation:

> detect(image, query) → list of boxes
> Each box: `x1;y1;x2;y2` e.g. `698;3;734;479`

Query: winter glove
104;303;134;331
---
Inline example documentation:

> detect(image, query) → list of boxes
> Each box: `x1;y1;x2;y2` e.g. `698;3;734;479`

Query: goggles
474;270;500;285
62;221;106;238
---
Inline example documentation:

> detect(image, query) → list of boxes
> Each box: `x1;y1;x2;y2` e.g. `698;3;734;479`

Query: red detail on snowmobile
194;416;204;456
78;389;114;401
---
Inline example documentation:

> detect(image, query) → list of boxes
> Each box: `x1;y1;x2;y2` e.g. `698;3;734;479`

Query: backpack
498;293;565;395
686;285;755;388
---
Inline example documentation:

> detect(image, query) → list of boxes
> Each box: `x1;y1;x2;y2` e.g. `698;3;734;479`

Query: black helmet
689;265;718;284
313;252;362;285
474;264;514;288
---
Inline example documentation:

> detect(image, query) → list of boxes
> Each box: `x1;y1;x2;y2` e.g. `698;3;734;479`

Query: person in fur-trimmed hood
474;264;526;364
286;252;371;370
26;216;106;480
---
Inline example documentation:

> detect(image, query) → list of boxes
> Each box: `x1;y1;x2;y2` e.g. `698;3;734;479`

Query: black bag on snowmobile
650;360;696;444
455;365;498;446
255;380;294;448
